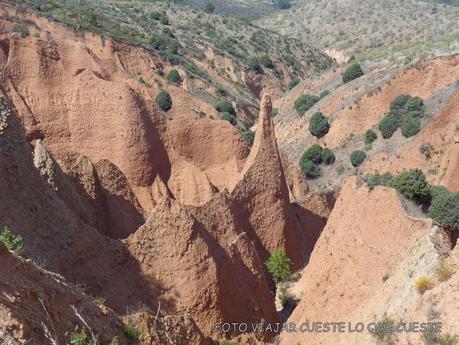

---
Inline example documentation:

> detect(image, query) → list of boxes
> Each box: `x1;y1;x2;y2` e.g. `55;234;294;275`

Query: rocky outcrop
0;243;128;344
126;193;277;340
280;177;444;345
231;94;305;268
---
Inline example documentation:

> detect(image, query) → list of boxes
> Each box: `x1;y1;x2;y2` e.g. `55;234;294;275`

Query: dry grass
415;275;434;294
436;257;456;282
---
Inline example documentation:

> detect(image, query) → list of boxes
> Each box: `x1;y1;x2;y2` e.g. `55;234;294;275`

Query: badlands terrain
0;0;458;345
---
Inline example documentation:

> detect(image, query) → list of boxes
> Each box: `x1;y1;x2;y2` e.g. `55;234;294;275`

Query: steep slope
231;94;305;267
281;177;458;345
260;0;459;61
274;55;459;193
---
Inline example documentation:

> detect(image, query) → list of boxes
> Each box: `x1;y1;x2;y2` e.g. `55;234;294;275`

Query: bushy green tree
300;160;322;179
301;144;323;164
364;129;378;144
271;108;279;117
155;90;172;111
294;94;320;116
366;172;393;190
221;112;236;125
205;2;215;13
149;34;167;50
0;226;23;254
428;187;459;230
242;130;255;146
248;57;262;73
320;148;335;165
405;96;425;112
388;169;431;203
309;112;330;138
215;100;235;115
401;115;421;138
342;63;364;83
379;111;401;139
320;90;330;99
265;249;292;283
259;55;273;69
167;69;181;84
288;78;300;90
390;94;411;111
274;0;291;10
350;150;366;167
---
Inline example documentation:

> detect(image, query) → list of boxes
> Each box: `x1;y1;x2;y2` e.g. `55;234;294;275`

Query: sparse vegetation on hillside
155;90;173;111
308;112;330;138
265;249;292;283
294;94;320;116
342;63;364;83
260;0;459;61
241;130;255;146
0;226;23;254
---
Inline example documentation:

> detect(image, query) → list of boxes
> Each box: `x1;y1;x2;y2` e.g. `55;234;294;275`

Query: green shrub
220;112;236;125
300;160;322;179
309;112;330;138
294;94;320;116
167;69;181;84
390;94;411;111
155;90;172;112
248;57;262;73
0;226;23;254
388;169;431;203
215;100;235;115
241;130;255;146
274;0;291;10
93;296;106;306
271;108;279;117
288;78;300;90
342;63;364;83
428;187;459;230
205;2;215;13
259;55;273;69
301;144;323;164
350;150;366;167
69;329;88;345
320;148;335;165
123;324;140;340
319;90;330;99
366;172;393;190
149;34;167;50
159;15;169;25
364;129;377;144
405;96;425;112
401;115;421;138
109;337;120;345
220;340;236;345
12;24;30;37
379;112;401;139
265;249;292;283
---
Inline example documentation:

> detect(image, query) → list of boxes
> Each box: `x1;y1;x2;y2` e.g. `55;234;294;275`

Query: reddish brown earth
1;3;457;345
281;177;458;345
